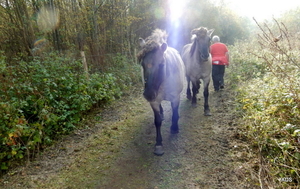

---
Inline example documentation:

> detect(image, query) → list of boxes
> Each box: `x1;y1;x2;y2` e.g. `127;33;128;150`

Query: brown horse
138;29;184;155
181;27;214;116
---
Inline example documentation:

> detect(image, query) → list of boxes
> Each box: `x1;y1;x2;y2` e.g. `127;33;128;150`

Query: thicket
0;0;147;175
228;19;300;187
0;51;140;173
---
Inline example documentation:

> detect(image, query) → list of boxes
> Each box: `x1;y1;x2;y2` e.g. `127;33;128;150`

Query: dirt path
0;85;256;189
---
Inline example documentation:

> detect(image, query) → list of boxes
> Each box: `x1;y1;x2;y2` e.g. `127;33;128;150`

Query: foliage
232;19;300;187
215;7;251;44
226;39;266;89
279;7;300;34
176;0;250;49
0;0;251;66
0;52;138;173
105;53;142;89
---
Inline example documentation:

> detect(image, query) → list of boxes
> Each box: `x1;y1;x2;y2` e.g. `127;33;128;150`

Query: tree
0;0;251;66
0;0;36;61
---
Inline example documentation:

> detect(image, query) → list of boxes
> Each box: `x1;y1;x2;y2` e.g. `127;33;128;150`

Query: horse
181;27;214;116
137;29;185;156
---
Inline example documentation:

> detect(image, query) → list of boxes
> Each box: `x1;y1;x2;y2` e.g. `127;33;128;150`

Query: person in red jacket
210;35;230;91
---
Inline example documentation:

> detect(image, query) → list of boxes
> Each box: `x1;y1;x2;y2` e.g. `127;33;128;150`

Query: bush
234;20;300;187
238;73;300;187
226;39;267;89
105;53;142;91
0;52;129;172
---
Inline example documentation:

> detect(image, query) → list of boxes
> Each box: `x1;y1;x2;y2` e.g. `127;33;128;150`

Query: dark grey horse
181;27;214;116
138;29;184;156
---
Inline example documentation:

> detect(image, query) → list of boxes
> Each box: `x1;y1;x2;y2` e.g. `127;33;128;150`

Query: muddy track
0;85;256;189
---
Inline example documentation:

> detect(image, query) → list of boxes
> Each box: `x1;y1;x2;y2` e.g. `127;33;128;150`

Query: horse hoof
204;111;211;116
154;146;164;156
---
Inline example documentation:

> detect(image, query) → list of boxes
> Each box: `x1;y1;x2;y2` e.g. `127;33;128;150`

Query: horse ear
139;38;146;47
191;34;197;42
208;29;214;37
161;43;167;52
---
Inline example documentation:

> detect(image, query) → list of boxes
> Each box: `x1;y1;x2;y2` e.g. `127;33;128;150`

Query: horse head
190;27;214;61
138;38;168;101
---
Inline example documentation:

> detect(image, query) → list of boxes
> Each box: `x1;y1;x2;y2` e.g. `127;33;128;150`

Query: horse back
162;47;184;101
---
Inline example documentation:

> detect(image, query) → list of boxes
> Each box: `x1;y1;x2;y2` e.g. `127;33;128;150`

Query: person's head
212;35;220;43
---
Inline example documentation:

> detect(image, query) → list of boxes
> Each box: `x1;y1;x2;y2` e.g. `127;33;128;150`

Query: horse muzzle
143;90;157;102
201;54;209;61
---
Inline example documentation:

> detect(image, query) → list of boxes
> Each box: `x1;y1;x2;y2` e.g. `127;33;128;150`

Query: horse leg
150;102;164;156
196;80;200;94
191;81;199;107
203;80;211;116
170;100;180;134
186;76;192;100
160;104;164;120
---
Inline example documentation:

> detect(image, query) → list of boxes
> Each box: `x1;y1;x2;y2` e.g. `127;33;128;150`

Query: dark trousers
212;65;225;91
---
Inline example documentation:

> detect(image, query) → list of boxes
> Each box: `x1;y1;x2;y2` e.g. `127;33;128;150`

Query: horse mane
137;29;168;62
189;27;208;56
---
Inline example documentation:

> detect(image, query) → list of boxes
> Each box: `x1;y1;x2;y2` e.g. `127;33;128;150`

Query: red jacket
210;43;229;65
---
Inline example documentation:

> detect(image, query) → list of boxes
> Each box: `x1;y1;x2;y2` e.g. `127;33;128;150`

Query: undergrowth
0;51;140;174
229;19;300;188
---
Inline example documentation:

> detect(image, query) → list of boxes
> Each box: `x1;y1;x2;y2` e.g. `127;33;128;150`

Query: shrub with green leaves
234;21;300;187
226;39;267;88
0;52;134;172
238;72;300;186
105;53;142;90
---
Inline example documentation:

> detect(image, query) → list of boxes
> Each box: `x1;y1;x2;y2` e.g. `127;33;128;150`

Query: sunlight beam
169;0;185;24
